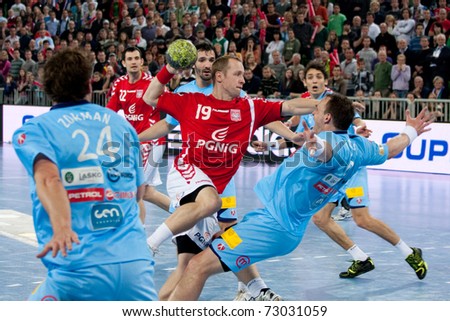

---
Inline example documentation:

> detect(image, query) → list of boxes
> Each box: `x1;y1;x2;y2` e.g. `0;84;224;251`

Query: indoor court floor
1;143;450;301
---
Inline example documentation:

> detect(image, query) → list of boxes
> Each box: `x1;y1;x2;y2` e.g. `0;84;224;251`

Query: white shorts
166;163;215;208
141;143;165;186
173;214;221;250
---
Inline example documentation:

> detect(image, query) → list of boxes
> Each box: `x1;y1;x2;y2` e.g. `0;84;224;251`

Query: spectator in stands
278;68;297;98
267;50;287;82
383;91;400;119
244;52;262;79
241;36;261;65
243;67;261;96
394;37;415;66
281;29;299;66
366;11;381;42
374;49;393;97
375;22;397;59
288;53;306;81
22;49;36;74
357;36;378;71
420;9;435;37
340;47;357;96
311;0;329;26
430;75;449;99
411;75;430;99
10;48;24;79
0;50;11;79
328;64;347;95
391;53;411;98
353;57;374;97
425;33;450;91
212;27;228;56
432;8;450;34
311;15;329;53
4;73;17;102
257;65;280;98
93;49;108;75
293;11;314;61
266;30;285;65
409;23;425;52
386;0;402;20
393;8;415;42
327;4;347;37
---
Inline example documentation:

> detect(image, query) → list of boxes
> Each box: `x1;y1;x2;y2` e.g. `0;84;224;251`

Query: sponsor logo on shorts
91;203;123;230
216;243;225;251
67;188;105;202
236;256;250;269
105;189;136;201
61;167;104;186
194;232;211;246
106;167;134;182
41;295;57;301
356;198;363;204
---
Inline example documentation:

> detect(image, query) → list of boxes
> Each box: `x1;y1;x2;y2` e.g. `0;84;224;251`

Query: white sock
237;281;247;292
247;278;267;298
395;239;413;257
146;223;173;249
347;244;369;261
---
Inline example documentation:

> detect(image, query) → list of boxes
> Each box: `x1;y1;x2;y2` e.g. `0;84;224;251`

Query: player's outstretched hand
37;228;80;258
352;101;365;113
406;108;433;137
356;124;373;138
291;132;305;145
302;120;319;156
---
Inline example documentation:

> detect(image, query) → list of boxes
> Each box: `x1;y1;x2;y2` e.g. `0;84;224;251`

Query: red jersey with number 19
157;92;283;193
107;73;164;146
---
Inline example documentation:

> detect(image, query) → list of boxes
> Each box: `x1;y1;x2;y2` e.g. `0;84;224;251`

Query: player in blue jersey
166;93;432;300
277;62;428;280
12;49;157;301
139;43;299;301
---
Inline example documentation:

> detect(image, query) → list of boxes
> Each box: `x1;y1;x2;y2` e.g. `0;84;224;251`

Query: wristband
402;125;417;144
156;66;175;85
309;134;325;158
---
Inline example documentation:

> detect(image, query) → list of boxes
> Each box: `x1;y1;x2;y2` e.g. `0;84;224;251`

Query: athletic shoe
405;247;428;280
332;207;352;221
251;288;283;301
339;257;375;278
233;289;252;301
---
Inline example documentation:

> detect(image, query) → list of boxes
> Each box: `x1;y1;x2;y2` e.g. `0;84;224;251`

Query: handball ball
166;39;197;69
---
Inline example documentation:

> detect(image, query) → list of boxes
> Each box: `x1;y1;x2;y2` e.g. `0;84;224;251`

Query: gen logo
91;203;123;230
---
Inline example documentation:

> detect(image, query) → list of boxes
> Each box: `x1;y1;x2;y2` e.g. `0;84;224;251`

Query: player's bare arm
281;97;320;116
143;64;177;107
33;155;80;258
139;119;176;142
265;121;305;145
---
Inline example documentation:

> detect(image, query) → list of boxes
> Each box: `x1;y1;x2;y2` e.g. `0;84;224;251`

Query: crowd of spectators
0;0;449;118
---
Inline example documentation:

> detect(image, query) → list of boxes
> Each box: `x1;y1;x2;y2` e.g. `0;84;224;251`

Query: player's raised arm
386;108;433;159
143;64;177;108
280;97;320;116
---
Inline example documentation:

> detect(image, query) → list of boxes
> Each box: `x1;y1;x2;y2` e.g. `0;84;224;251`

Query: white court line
0;209;37;247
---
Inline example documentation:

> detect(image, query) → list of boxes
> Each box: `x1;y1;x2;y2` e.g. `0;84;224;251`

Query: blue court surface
1;143;449;301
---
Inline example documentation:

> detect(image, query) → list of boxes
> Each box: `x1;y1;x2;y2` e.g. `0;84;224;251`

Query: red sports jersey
107;73;165;146
157;92;283;193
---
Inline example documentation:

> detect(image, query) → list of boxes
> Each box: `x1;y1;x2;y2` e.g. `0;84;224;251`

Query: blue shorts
29;260;158;301
210;208;304;273
330;167;370;208
217;177;238;222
